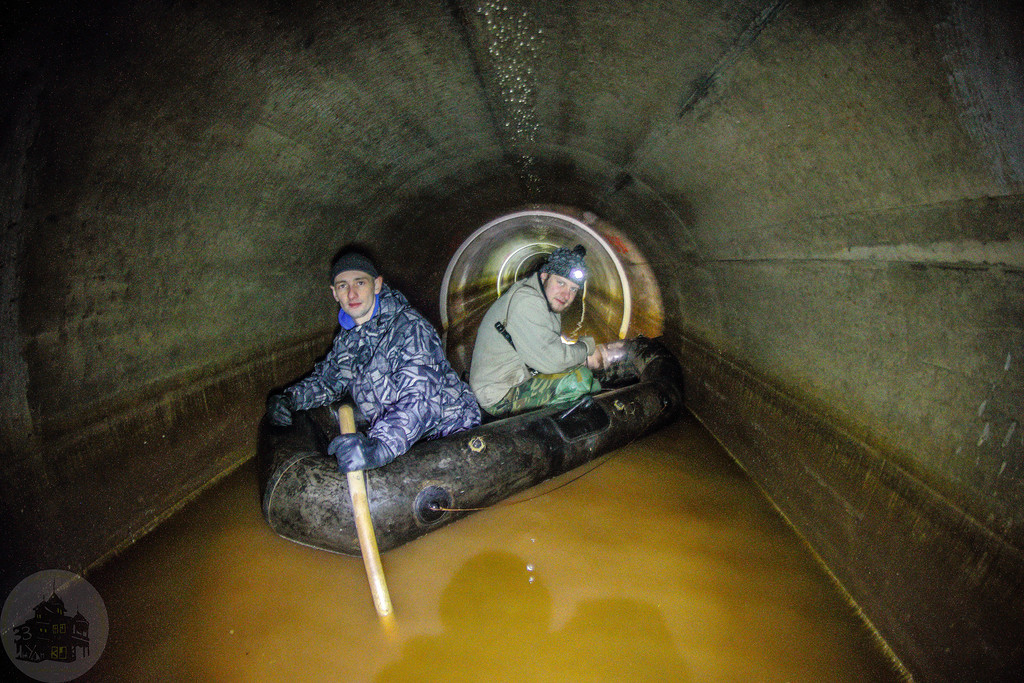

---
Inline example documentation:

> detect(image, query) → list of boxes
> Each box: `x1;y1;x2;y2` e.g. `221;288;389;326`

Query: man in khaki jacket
469;245;605;417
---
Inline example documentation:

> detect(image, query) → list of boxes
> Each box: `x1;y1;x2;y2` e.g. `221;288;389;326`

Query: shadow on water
377;550;689;682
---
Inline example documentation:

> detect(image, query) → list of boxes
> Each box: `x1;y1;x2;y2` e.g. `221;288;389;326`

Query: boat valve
413;485;453;525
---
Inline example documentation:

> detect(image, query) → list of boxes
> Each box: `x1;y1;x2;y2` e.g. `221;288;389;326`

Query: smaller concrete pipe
258;337;684;556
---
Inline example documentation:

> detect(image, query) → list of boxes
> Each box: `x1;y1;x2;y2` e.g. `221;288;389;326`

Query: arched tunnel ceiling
8;0;1020;467
2;0;1023;676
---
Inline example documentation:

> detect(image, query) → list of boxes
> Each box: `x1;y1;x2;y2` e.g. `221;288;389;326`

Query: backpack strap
495;279;538;375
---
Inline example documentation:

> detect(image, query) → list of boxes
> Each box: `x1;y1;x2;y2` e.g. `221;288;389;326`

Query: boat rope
425;438;630;513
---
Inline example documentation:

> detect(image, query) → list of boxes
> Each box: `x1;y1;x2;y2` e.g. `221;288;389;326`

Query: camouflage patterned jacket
284;285;481;463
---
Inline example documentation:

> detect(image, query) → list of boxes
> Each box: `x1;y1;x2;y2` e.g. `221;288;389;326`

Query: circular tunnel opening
440;207;664;376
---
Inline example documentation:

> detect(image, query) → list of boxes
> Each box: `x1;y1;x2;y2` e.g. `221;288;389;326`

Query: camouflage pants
486;366;601;417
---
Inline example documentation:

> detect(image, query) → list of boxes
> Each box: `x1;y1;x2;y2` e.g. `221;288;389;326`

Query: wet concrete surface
74;414;903;682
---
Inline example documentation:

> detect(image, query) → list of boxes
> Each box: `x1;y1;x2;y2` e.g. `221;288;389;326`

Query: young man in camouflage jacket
266;251;481;472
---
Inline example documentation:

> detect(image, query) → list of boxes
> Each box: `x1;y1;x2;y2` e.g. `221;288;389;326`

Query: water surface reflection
84;415;902;682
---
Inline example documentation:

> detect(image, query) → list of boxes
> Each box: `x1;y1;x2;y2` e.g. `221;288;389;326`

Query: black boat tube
258;336;684;555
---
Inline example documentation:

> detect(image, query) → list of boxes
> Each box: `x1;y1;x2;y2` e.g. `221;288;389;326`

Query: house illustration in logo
13;590;90;663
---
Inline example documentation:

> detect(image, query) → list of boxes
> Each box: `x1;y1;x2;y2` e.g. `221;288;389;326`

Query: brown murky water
83;415;903;682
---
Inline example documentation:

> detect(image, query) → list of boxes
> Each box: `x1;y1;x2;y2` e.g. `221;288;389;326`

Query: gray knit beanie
540;245;587;286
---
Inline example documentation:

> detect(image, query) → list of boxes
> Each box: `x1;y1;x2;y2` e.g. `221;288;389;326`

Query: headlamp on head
541;244;588;286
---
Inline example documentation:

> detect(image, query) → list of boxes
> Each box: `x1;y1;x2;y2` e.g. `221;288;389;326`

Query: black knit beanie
329;252;378;283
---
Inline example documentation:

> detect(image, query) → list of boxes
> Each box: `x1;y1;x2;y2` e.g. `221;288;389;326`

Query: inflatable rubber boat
258;336;684;555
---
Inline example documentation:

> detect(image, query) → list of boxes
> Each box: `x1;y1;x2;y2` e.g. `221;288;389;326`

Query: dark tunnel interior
2;0;1022;679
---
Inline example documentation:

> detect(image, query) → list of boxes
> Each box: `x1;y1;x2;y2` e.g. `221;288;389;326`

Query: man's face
331;270;383;325
541;272;580;313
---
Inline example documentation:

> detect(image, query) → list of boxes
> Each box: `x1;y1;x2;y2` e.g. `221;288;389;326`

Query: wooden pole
338;405;394;619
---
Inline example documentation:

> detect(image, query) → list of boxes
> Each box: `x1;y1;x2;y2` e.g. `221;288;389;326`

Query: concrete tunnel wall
2;0;1022;679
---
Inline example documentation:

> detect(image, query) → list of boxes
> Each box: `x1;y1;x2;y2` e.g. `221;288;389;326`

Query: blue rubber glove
329;433;389;473
266;393;293;427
